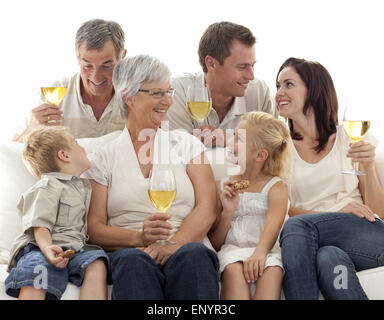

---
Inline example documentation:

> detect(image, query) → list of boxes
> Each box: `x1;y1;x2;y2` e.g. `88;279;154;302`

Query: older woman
83;55;219;300
276;57;384;299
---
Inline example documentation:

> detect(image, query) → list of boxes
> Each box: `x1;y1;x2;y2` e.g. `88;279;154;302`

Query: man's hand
30;103;64;127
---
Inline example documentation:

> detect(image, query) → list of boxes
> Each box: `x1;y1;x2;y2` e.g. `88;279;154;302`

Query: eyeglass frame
137;88;175;98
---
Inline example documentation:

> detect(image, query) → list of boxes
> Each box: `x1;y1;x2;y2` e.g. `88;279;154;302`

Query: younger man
167;21;277;148
5;126;109;300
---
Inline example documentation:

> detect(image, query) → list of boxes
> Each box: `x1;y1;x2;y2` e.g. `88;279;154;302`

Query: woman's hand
141;212;173;246
339;201;376;222
143;243;180;267
347;140;376;171
41;245;69;269
243;248;267;283
220;181;240;216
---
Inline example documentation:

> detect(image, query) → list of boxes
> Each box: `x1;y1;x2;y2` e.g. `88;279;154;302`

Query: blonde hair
22;126;72;179
241;112;292;182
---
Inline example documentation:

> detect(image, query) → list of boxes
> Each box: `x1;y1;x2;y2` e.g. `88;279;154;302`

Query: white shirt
82;127;206;233
166;71;277;132
290;126;378;212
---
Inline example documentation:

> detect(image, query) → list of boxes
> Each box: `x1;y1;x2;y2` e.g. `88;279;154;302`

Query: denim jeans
279;212;384;300
109;242;219;300
5;244;109;300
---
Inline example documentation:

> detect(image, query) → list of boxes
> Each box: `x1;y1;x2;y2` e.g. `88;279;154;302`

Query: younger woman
209;111;291;300
276;57;384;300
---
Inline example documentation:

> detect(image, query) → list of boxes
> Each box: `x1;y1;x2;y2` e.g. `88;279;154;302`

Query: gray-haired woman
83;55;219;299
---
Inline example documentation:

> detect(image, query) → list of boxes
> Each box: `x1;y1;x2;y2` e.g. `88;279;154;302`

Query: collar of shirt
42;172;82;181
196;72;247;127
229;96;247;116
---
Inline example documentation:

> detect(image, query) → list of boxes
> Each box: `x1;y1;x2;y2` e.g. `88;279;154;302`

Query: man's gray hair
75;19;125;59
113;55;171;100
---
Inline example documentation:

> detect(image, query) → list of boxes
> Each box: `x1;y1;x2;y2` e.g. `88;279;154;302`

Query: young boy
5;126;109;300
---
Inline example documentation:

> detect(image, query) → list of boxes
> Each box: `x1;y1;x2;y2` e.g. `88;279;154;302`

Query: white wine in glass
41;87;67;105
186;85;212;124
342;107;371;175
148;189;176;213
148;168;177;245
342;121;370;142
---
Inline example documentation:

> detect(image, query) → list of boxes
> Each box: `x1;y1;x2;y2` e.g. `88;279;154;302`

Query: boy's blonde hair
22;126;72;179
241;112;292;182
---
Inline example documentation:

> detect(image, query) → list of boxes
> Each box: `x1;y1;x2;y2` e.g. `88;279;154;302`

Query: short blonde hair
22;126;72;179
241;112;292;182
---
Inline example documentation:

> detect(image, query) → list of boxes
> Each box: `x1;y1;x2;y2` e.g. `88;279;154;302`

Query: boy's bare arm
34;227;53;250
34;227;68;268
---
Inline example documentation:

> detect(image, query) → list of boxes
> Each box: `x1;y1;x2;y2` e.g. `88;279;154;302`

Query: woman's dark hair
276;57;338;153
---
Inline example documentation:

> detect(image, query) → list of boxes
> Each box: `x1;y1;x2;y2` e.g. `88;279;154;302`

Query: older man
166;21;277;147
14;19;127;141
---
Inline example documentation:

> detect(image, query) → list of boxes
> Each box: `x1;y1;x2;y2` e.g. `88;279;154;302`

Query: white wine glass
341;106;371;175
147;167;177;245
186;85;212;124
41;87;67;105
41;86;67;124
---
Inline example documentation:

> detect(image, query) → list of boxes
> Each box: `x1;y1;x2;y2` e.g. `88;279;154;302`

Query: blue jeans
109;243;219;300
5;244;109;300
279;212;384;300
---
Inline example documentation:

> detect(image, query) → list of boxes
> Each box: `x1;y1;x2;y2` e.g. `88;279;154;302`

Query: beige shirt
290;126;378;212
21;73;126;139
166;71;278;132
7;172;92;272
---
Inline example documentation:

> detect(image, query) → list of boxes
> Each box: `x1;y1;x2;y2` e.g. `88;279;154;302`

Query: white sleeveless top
217;177;288;273
289;125;378;212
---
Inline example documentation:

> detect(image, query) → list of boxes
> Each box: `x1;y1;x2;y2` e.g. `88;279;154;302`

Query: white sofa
1;132;384;300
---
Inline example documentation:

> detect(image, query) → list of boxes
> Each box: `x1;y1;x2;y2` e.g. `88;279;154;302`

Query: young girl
209;111;291;300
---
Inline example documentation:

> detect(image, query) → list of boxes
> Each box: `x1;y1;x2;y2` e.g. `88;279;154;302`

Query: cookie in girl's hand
232;180;250;191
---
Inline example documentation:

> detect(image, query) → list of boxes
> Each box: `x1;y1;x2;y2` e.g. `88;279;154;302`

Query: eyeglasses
137;88;175;98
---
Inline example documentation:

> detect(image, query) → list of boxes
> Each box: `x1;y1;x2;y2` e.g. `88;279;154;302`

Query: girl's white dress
217;176;288;273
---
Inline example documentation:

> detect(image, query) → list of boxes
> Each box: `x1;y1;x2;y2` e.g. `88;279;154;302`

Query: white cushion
77;130;122;154
0;142;36;264
357;266;384;300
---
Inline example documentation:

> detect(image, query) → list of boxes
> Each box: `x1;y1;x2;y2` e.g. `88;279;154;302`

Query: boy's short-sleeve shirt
7;172;92;272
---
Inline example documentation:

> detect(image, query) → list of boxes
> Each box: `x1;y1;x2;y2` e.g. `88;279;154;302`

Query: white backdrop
0;0;383;143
